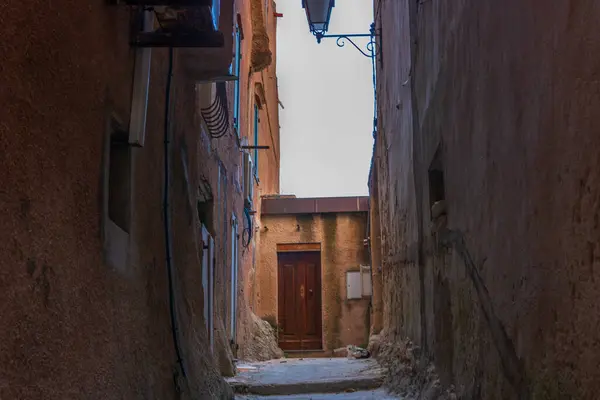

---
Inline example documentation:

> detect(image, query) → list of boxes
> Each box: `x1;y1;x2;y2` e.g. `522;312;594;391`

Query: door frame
276;243;323;351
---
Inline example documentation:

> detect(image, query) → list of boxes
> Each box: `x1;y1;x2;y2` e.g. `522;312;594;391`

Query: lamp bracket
313;23;380;59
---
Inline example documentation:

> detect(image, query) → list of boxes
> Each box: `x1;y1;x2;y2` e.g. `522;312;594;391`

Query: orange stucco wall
256;211;371;352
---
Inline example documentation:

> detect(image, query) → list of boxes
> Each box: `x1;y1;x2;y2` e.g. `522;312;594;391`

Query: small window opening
197;200;214;235
197;177;215;235
428;146;446;220
108;125;131;233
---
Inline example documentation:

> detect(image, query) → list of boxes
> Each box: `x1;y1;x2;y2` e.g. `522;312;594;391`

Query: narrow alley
3;0;600;399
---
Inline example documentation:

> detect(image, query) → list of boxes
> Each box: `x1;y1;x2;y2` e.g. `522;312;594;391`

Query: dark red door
277;251;322;351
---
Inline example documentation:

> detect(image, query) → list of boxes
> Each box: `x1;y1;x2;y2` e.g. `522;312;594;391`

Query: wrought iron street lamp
301;0;380;59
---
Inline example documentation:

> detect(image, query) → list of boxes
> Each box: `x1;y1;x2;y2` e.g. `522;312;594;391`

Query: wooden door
277;251;322;351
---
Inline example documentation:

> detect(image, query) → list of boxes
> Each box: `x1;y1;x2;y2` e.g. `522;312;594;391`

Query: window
346;266;372;299
428;146;446;218
197;176;214;234
197;198;214;234
108;129;131;232
232;22;242;138
253;103;259;179
230;214;239;343
103;116;131;273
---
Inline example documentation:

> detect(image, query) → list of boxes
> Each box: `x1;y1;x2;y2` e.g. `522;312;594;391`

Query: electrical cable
162;46;187;378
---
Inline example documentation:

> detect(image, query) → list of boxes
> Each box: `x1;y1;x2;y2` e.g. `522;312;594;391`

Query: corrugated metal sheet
261;196;369;215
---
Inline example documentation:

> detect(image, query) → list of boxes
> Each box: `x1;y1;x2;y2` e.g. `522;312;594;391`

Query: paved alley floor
228;357;400;398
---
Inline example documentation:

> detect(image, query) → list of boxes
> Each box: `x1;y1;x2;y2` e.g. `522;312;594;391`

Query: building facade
370;0;600;398
255;196;371;355
231;0;284;362
0;0;280;398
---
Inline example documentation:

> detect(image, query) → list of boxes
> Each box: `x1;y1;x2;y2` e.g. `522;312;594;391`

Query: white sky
276;0;374;198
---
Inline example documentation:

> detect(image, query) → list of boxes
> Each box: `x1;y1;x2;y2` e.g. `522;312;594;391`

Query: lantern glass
302;0;335;34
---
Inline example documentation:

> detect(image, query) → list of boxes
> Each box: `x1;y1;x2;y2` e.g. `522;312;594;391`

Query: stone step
235;388;398;399
230;375;384;396
227;358;385;397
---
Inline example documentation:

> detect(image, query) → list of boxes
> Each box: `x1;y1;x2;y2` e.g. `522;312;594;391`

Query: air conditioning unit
243;151;254;209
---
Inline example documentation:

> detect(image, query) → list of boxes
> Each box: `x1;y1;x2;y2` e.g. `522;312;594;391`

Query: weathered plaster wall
374;0;600;398
371;0;423;361
0;0;254;398
257;212;370;352
256;0;281;197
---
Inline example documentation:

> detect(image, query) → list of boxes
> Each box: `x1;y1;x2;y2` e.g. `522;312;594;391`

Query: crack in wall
439;229;528;399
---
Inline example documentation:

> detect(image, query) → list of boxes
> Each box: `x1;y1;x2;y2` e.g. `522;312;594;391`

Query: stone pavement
235;388;400;399
227;357;401;398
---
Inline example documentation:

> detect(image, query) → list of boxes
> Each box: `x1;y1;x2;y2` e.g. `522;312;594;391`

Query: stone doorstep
228;376;384;396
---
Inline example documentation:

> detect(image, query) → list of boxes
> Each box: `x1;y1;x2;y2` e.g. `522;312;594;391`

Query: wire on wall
162;46;187;379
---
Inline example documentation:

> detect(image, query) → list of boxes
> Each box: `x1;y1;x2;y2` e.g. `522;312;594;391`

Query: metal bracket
313;23;380;60
241;145;270;150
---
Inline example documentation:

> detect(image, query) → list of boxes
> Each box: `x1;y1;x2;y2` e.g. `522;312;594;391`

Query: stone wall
372;0;600;398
